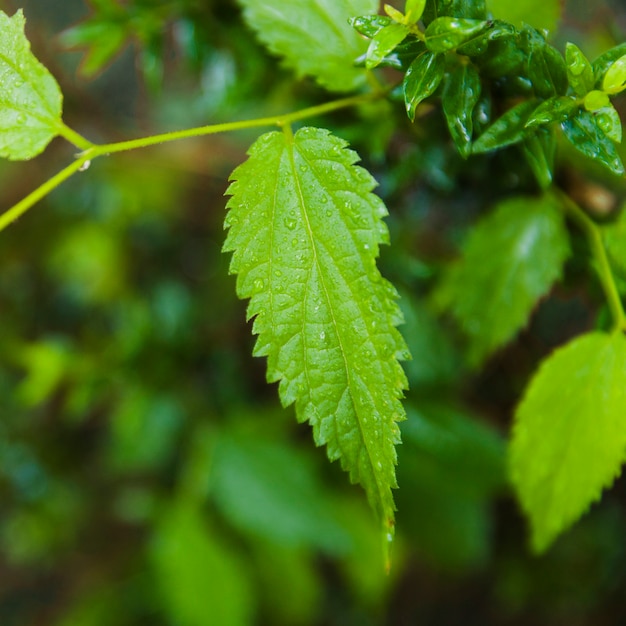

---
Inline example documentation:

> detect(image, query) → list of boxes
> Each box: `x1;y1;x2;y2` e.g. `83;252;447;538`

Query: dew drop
284;218;297;230
253;278;266;292
319;331;326;340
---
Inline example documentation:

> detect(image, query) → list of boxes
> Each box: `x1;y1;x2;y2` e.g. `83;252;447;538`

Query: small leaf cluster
353;0;626;179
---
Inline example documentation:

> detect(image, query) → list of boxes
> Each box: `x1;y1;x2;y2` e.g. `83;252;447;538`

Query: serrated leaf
442;62;482;157
0;10;63;160
223;127;409;530
366;23;410;70
425;18;490;53
472;99;538;154
486;0;561;33
403;51;445;121
435;195;570;365
561;109;625;176
238;0;377;92
565;42;594;98
510;332;626;553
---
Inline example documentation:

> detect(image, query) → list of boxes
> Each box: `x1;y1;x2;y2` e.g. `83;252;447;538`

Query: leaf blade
0;10;63;159
224;127;409;528
237;0;377;92
510;332;626;552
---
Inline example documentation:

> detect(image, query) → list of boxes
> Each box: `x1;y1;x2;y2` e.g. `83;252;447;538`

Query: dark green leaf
475;36;525;77
0;10;63;160
561;109;625;176
423;0;487;22
435;194;570;364
565;42;595;98
442;62;482;157
424;18;490;53
472;99;538;154
366;23;410;69
522;28;568;98
510;332;626;552
525;96;578;128
522;127;556;189
403;51;445;121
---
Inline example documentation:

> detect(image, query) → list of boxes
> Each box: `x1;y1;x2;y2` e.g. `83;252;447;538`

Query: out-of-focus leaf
435;195;570;365
486;0;561;33
425;18;490;53
403;51;445;121
522;127;556;189
366;23;410;69
423;0;487;22
561;109;625;176
0;10;63;159
210;432;350;553
442;62;481;157
510;332;626;553
238;0;378;91
603;206;626;275
472;99;538;153
151;503;254;626
566;42;595;97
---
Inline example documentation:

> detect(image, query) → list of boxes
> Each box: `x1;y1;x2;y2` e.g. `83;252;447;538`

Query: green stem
0;155;92;233
0;92;379;232
554;188;626;331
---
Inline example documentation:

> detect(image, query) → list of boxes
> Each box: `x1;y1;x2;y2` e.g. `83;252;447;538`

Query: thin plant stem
554;188;626;332
0;91;380;232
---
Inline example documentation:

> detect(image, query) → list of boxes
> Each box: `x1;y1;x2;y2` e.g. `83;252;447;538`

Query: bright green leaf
602;54;626;94
584;90;611;112
403;51;445;121
594;105;622;143
224;127;409;530
425;17;490;53
238;0;377;92
486;0;561;34
366;23;410;69
442;62;482;157
435;195;570;365
593;43;626;86
561;109;625;176
350;15;392;39
0;10;63;159
565;42;595;98
510;332;626;552
405;0;427;24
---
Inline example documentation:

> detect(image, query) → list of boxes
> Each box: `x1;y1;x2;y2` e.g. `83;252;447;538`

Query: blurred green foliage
1;0;626;625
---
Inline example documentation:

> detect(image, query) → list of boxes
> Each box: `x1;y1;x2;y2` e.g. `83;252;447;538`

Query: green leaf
603;208;626;275
151;503;255;626
594;105;622;143
510;331;626;552
366;23;410;69
442;62;482;157
486;0;561;33
405;0;427;23
603;54;626;94
0;10;63;160
425;18;490;53
522;127;556;189
403;51;445;121
593;43;626;87
525;96;578;128
472;99;538;154
435;195;570;365
565;42;595;98
583;90;611;112
238;0;377;92
522;28;568;98
561;109;625;176
224;127;409;530
423;0;487;22
350;15;392;39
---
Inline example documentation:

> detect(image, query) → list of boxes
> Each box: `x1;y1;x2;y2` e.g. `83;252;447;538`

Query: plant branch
554;188;626;332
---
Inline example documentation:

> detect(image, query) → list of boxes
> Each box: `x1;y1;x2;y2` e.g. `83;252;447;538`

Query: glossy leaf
405;0;427;23
224;127;409;530
561;110;625;176
522;128;556;189
472;99;538;154
593;43;626;87
584;90;610;112
442;62;482;157
0;10;63;160
525;96;578;128
403;51;445;121
522;29;568;98
424;18;490;53
565;42;595;98
350;15;392;38
602;54;626;94
486;0;561;33
594;105;622;143
423;0;487;22
436;195;570;365
238;0;377;92
510;332;626;552
366;23;410;69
